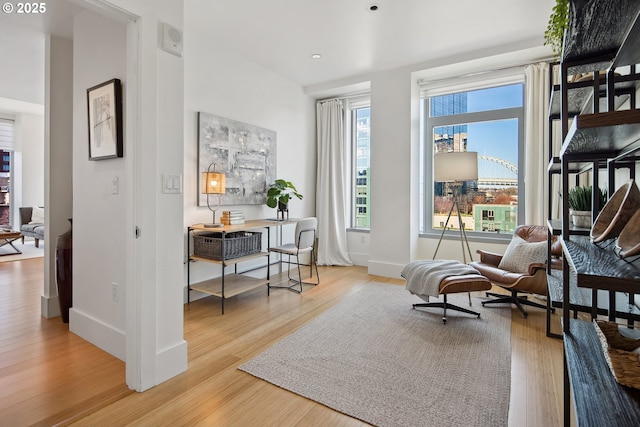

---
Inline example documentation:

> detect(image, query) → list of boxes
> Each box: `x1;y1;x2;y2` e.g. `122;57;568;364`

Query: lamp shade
434;151;478;182
201;171;226;194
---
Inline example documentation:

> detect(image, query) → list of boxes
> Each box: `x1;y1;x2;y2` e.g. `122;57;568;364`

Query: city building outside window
0;118;14;227
351;105;370;229
422;80;524;237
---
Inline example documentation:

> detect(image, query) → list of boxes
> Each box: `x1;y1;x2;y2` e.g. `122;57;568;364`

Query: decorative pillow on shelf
30;206;45;224
497;235;547;274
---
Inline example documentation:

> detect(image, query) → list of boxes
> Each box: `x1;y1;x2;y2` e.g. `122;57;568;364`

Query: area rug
239;282;511;427
0;240;44;262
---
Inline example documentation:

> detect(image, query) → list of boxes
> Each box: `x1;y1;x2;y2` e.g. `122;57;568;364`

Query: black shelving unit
547;1;640;425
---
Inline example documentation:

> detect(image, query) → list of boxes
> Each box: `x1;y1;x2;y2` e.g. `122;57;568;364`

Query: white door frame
77;0;144;391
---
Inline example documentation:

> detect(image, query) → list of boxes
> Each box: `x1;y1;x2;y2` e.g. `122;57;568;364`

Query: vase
277;201;289;220
570;210;591;228
56;219;72;323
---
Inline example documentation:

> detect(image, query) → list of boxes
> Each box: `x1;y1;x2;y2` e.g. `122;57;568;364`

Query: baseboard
69;308;126;361
348;252;369;267
368;260;405;279
41;295;61;319
155;340;188;385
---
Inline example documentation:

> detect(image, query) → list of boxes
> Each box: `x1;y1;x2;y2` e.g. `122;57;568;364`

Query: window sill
420;230;510;244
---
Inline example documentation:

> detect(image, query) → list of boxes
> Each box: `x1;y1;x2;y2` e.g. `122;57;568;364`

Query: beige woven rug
239;282;511;427
0;240;44;262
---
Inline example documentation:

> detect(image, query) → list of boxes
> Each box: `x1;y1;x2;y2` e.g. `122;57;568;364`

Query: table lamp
201;163;226;228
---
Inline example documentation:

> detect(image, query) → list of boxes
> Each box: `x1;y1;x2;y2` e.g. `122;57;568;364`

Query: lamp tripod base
432;186;473;263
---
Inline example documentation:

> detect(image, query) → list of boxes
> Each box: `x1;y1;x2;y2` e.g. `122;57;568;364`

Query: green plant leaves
544;0;569;56
266;179;303;209
567;186;607;211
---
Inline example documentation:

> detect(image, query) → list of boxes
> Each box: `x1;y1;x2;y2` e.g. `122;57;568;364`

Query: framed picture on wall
87;78;123;160
197;112;277;206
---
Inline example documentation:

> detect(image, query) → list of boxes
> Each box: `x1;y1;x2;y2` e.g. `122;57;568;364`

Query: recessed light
311;54;322;59
367;4;380;12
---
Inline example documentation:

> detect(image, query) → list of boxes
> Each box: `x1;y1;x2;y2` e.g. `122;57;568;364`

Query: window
482;210;495;221
422;80;524;237
350;104;371;229
0;118;13;227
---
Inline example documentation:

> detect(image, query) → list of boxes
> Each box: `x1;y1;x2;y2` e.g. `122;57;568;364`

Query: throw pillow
30;206;45;224
497;235;547;274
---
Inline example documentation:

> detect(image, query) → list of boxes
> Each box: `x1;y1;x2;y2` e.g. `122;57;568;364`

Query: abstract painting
197;112;277;205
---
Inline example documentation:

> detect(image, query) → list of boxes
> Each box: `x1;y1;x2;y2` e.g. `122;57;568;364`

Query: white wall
42;35;74;319
183;22;316;288
0;23;46;231
368;68;415;277
69;0;186;392
70;9;129;358
13;113;45;208
16;114;45;206
0;23;45;105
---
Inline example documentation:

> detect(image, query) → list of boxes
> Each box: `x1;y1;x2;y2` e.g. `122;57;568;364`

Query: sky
464;84;522;178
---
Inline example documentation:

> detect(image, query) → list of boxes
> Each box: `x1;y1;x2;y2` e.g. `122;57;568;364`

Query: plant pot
277;201;289;220
571;210;592;228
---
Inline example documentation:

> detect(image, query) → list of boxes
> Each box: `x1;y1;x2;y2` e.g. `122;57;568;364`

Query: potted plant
266;179;302;219
544;0;569;57
567;185;607;228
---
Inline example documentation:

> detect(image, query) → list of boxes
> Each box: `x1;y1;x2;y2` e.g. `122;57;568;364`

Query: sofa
19;207;45;248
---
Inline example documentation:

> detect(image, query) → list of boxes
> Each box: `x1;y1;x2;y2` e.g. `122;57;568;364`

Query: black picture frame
87;78;123;160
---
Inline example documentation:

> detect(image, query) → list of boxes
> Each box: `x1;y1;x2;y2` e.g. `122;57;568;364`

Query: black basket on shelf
193;231;262;260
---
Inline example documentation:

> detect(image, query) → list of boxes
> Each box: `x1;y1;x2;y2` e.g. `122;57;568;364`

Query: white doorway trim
76;0;144;391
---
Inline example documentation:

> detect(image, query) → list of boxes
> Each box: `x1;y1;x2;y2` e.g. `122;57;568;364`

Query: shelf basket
193;231;262;260
594;320;640;389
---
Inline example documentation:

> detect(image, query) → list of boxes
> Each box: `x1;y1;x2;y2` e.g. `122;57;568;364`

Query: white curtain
524;62;551;226
316;99;353;266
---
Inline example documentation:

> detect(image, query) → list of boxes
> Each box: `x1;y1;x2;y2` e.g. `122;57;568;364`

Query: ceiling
190;0;556;88
1;0;556;89
0;0;82;41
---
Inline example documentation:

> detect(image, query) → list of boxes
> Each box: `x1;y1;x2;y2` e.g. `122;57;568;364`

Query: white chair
268;217;320;293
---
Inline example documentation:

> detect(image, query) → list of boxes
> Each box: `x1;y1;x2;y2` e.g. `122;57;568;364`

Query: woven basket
594;320;640;389
591;179;640;243
193;231;261;260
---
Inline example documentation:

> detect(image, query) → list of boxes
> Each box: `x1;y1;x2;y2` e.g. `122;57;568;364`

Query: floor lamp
432;151;478;263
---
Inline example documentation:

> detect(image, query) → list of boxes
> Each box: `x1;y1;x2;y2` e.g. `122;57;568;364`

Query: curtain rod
417;57;553;86
316;90;371;103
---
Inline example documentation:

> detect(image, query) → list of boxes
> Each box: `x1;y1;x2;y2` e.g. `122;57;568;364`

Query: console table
187;220;273;314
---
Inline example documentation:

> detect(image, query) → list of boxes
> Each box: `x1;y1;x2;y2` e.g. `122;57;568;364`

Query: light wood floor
0;257;565;426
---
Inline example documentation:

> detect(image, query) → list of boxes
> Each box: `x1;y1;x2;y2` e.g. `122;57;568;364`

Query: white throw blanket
401;260;479;301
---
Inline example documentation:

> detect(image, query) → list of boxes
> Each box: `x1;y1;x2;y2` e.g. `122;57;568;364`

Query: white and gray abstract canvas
198;112;276;205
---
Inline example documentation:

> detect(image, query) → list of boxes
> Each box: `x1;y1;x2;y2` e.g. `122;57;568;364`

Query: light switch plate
162;174;183;194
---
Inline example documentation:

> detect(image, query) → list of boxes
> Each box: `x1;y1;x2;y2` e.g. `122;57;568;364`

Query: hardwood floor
0;258;132;426
0;258;565;426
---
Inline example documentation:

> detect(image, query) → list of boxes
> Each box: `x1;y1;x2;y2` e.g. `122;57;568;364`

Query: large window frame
347;97;371;230
0;117;14;228
420;74;525;242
